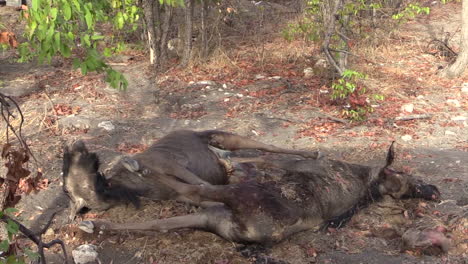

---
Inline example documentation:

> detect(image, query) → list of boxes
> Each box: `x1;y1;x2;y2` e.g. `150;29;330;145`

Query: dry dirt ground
0;1;467;264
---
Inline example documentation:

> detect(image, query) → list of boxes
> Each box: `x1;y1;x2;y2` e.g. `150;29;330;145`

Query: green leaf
91;35;104;40
67;32;75;41
29;20;38;39
32;0;41;11
72;0;81;12
80;62;88;75
0;240;9;252
50;8;58;21
63;2;72;21
6;220;19;240
53;32;61;51
72;58;81;69
4;208;17;216
115;12;124;29
83;34;91;47
85;11;93;29
45;24;55;42
104;47;113;57
61;44;71;57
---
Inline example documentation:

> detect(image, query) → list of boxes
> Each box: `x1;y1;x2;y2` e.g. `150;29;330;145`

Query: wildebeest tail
94;171;144;208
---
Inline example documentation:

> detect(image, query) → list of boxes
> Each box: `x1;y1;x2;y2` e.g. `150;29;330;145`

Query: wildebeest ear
385;141;395;168
381;168;403;193
71;140;88;154
121;156;140;172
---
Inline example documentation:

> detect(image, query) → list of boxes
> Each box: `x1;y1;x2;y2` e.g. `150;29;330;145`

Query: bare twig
0;92;38;164
1;213;69;264
310;107;349;124
395;114;432;121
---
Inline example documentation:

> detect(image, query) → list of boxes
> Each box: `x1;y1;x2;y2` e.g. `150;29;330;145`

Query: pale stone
72;244;98;264
401;103;414;113
401;135;412;141
446;99;461;107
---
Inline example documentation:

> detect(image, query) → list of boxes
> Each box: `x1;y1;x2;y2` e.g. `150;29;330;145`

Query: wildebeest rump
80;142;440;245
62;130;320;221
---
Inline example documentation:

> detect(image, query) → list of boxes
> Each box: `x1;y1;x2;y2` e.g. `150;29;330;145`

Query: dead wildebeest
62;130;319;221
80;142;440;246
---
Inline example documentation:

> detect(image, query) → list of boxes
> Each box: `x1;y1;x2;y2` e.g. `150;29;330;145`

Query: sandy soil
0;1;467;263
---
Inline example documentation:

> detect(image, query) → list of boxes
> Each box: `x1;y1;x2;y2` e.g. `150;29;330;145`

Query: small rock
401;135;412;141
270;76;282;80
451;116;467;121
303;67;314;78
196;80;217;86
417;95;424;99
255;74;266;80
224;98;230;102
44;228;55;237
314;59;328;68
446;99;461;107
72;244;98;264
98;121;115;131
445;130;456;136
401;103;414;113
236;93;243;98
223;83;228;89
462;83;468;93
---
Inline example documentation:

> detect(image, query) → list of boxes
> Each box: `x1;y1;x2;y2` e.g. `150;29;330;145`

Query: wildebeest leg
120;157;211;186
79;206;235;241
203;131;320;159
69;197;86;222
80;213;210;233
175;196;224;208
229;156;292;170
165;164;213;185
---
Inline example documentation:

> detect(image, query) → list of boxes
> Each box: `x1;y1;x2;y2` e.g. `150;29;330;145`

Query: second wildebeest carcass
62;129;320;221
80;142;440;246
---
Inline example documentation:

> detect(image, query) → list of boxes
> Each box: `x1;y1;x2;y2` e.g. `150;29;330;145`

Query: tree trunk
321;0;344;76
180;0;194;67
200;0;208;59
159;6;173;67
142;0;159;69
442;0;468;78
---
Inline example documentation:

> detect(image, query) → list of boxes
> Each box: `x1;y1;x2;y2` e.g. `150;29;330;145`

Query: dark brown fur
81;142;440;245
63;130;319;221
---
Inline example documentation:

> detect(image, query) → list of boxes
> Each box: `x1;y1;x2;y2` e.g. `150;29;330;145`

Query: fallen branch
395;114;433;121
309;107;349;124
0;212;69;264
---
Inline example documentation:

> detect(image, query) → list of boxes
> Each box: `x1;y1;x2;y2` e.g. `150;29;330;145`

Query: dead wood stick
395;114;432;121
309;107;349;124
0;213;69;264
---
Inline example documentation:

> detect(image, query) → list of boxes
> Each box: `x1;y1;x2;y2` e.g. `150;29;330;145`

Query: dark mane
324;177;384;229
95;171;144;208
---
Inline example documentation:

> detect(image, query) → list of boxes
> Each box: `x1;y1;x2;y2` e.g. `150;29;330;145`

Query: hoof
78;221;95;234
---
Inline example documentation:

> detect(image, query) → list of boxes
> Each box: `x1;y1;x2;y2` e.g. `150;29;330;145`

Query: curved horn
385;141;396;168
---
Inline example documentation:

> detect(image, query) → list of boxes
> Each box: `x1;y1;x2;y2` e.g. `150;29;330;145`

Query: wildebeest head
377;142;440;201
62;141;142;220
